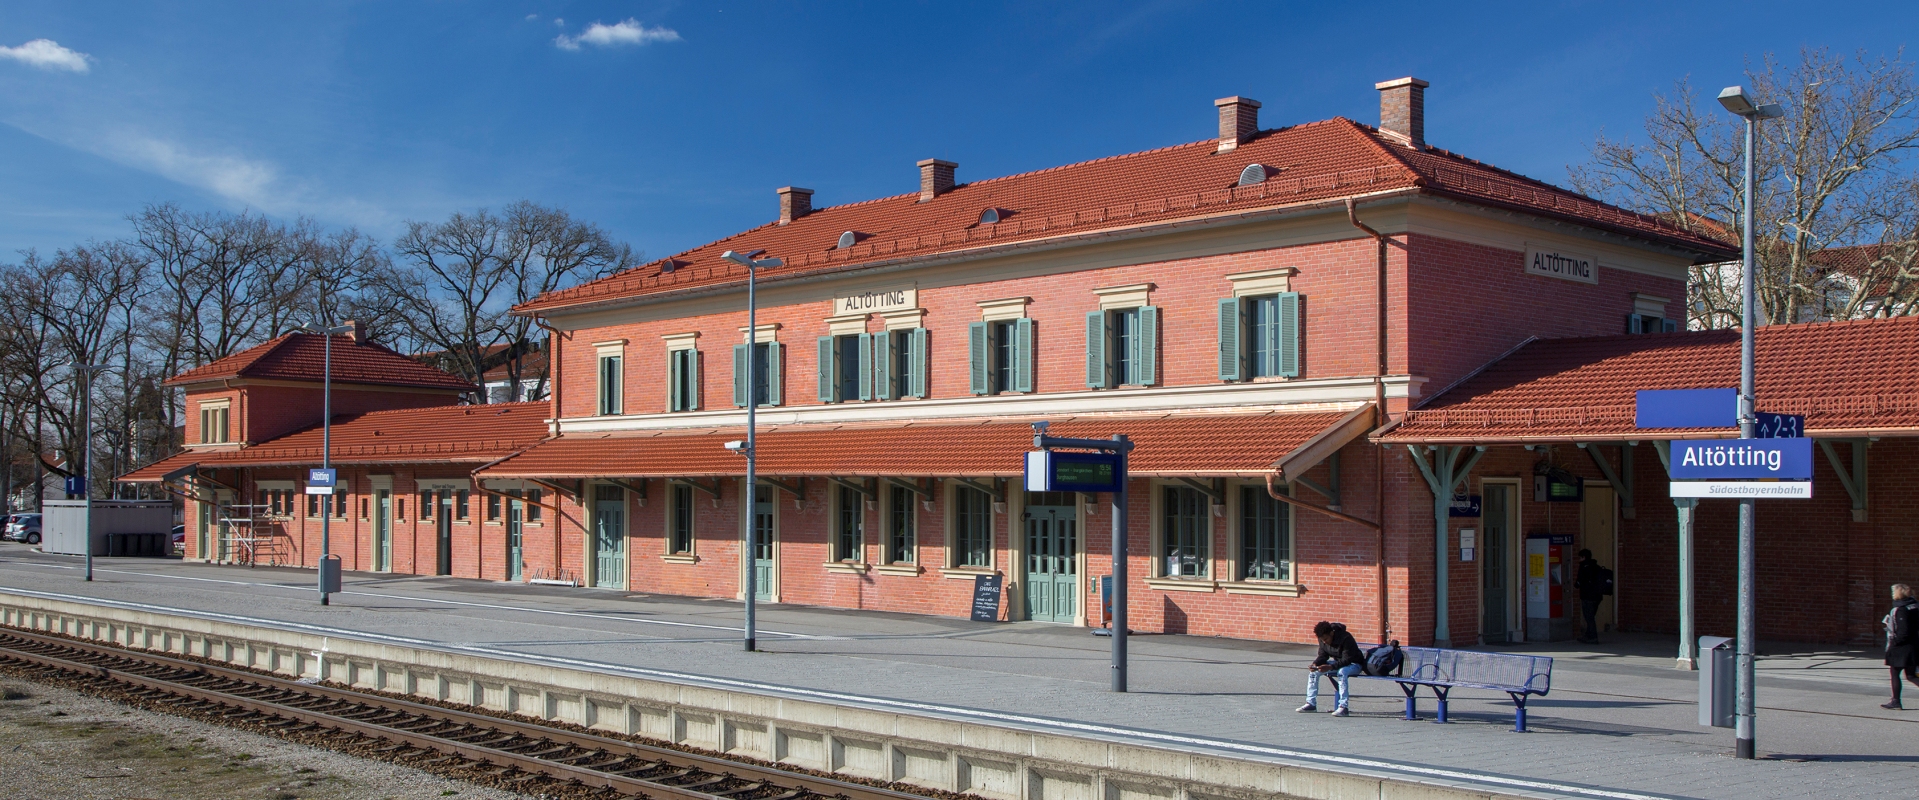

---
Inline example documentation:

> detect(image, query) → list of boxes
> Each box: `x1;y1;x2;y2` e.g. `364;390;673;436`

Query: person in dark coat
1573;549;1606;644
1883;584;1918;710
1297;620;1364;717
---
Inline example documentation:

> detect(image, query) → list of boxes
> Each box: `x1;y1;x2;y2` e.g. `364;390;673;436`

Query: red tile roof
517;119;1736;315
477;410;1351;479
167;333;478;392
1378;316;1919;443
119;402;550;481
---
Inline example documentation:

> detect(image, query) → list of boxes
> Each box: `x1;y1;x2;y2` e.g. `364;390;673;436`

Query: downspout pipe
534;320;564;438
1348;198;1392;642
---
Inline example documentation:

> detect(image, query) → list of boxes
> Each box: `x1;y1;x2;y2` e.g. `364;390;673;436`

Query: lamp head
1717;85;1756;116
720;249;783;269
1718;86;1784;119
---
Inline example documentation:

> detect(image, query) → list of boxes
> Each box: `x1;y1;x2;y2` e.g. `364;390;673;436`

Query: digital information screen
1024;451;1124;493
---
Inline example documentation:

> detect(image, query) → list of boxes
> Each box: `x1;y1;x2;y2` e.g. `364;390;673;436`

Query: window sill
872;563;923;577
1145;577;1218;593
1220;580;1304;597
941;567;997;580
823;561;869;574
662;553;699;565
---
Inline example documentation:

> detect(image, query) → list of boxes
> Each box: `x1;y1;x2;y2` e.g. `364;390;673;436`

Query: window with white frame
1239;485;1291;581
833;484;864;562
668;483;695;555
888;484;916;564
667;348;700;411
198;402;230;444
1087;305;1160;388
951;486;993;568
1161;485;1209;577
597;349;624;415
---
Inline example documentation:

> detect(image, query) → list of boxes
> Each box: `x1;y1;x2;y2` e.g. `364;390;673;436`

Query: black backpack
1363;640;1403;677
1598;566;1615;597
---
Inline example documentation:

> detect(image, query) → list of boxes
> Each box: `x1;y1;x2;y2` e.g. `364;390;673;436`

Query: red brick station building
125;79;1919;659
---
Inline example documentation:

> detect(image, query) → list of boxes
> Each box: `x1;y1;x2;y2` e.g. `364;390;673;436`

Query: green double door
1023;503;1078;623
593;485;627;589
373;490;393;572
506;498;524;581
752;488;774;601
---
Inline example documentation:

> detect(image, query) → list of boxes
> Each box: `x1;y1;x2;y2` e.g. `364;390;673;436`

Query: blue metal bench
1353;647;1553;731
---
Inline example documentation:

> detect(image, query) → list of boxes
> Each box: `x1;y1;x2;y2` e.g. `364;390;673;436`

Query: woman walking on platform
1883;584;1918;710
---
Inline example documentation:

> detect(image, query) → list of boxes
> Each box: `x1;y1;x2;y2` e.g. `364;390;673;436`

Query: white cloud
106;134;279;206
554;19;679;51
554;18;565;27
0;39;92;73
526;13;539;21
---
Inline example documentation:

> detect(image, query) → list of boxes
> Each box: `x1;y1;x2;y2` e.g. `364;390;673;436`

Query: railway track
0;627;929;800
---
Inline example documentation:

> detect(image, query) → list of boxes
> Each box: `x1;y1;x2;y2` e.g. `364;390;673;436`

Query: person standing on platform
1883;584;1918;710
1573;549;1608;644
1298;621;1364;717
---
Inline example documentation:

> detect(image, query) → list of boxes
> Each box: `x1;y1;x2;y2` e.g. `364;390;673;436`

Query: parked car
5;513;42;545
171;525;186;555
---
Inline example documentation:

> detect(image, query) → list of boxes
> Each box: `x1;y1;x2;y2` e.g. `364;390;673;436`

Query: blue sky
2;1;1915;261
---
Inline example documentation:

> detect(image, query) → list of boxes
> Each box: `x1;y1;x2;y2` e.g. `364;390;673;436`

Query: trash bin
319;555;342;594
1698;635;1734;728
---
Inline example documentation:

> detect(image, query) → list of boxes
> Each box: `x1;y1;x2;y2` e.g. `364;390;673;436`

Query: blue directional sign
65;476;85;495
1754;412;1804;439
306;468;338;495
1667;438;1813;481
1636;388;1738;429
1024;450;1124;493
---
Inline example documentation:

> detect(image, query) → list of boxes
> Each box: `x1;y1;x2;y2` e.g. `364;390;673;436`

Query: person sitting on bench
1298;620;1364;717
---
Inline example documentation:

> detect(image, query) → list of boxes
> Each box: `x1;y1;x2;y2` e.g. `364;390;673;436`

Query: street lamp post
299;323;355;605
77;364;113;582
721;249;782;652
1717;84;1783;761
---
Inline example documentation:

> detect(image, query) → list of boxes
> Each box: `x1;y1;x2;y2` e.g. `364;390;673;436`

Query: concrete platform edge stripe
25;564;822;639
0;587;1681;800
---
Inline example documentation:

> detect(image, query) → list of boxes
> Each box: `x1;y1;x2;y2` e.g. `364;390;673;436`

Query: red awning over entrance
476;409;1360;480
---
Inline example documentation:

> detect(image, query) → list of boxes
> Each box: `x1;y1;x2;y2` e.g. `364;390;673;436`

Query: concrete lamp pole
1716;84;1783;761
299;323;356;606
721;249;782;652
77;364;113;582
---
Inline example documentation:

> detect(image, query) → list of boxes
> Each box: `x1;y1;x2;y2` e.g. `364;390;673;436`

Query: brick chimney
1374;77;1430;148
1214;96;1261;152
918;159;956;202
346;320;367;343
777;186;813;225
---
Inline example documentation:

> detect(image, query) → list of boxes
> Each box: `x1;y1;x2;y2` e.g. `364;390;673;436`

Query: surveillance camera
724;440;746;452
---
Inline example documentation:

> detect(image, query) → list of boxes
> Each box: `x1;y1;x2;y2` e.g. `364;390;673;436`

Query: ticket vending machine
1524;533;1575;641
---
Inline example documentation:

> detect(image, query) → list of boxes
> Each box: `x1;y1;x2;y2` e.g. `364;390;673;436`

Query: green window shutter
871;332;892;400
1085;311;1108;389
764;341;783;406
1276;292;1301;378
1136;305;1158;386
1662;318;1678;332
817;336;836;403
859;332;876;401
1626;313;1644;334
1218;298;1243;381
968;321;989;395
685;349;700;410
732;344;749;407
668;351;685;411
910;328;930;398
1013;317;1035;393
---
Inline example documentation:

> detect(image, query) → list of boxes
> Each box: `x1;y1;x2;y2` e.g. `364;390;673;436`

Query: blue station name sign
1667;438;1813;499
1024;450;1124;493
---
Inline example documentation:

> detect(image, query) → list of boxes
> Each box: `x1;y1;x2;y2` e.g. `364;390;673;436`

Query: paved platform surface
1;546;1913;800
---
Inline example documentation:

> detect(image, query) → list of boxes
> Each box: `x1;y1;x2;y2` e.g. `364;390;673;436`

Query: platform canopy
1377;316;1919;446
476;407;1373;481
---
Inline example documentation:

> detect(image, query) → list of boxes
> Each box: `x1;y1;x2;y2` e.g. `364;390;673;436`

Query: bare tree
1573;48;1919;327
380;202;635;401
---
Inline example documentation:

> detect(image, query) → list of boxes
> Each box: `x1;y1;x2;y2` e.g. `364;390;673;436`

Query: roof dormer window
836;231;861;249
1237;163;1271;187
978;208;1003;225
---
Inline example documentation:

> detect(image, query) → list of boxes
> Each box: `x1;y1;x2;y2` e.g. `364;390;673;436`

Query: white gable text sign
1524;245;1599;285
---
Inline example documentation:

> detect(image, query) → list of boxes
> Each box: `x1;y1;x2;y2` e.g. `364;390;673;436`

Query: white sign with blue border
1667;438;1812;499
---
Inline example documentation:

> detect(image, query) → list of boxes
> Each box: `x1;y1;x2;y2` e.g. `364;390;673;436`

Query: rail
0;626;927;800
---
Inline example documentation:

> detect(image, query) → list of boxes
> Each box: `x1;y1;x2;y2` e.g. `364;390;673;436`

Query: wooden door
593;485;627;589
1481;484;1516;643
1022;504;1078;623
1581;484;1617;634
